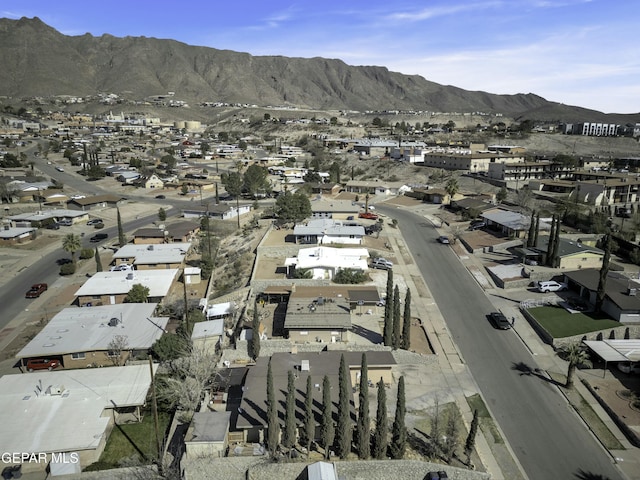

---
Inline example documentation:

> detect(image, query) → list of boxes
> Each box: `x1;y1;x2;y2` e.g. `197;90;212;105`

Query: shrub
79;248;94;259
60;263;76;275
333;268;367;284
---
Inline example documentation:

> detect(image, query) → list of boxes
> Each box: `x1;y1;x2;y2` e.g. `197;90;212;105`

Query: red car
26;358;61;371
358;212;378;220
25;283;48;298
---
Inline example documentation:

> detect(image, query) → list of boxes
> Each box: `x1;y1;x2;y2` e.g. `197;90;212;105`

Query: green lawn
84;410;171;471
528;306;621;338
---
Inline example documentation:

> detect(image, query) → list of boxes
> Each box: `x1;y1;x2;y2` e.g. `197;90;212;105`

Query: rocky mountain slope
0;17;638;124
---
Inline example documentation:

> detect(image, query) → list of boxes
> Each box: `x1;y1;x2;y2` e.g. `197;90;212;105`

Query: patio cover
583;339;640;362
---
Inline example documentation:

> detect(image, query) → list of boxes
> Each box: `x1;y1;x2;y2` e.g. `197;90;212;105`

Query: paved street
378;203;626;480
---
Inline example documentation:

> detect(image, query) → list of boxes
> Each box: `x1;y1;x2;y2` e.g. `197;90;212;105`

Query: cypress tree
117;207;126;246
383;269;394;346
94;247;103;272
336;354;352;459
373;378;388;459
551;215;561;267
392;285;401;349
390;376;406;459
250;304;261;360
401;288;411;350
596;234;611;312
533;213;540;247
283;370;297;452
321;375;334;459
266;358;280;456
527;210;536;247
303;376;314;457
464;409;479;465
356;354;370;459
546;214;556;266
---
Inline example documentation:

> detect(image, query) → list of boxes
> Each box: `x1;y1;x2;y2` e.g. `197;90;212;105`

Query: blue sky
2;0;639;114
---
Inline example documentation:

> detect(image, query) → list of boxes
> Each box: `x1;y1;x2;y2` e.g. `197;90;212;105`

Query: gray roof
188;411;231;443
16;303;167;358
237;351;395;429
564;269;640;311
113;242;191;265
534;236;604;258
284;296;352;329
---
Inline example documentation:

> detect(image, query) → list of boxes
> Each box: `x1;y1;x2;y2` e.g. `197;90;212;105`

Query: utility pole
148;356;162;475
236;196;241;229
183;272;190;334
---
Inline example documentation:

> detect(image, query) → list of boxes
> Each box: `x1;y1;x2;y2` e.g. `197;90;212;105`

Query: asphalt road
378;204;623;480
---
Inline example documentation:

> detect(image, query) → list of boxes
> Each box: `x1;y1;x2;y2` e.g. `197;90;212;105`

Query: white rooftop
113;242;191;265
74;269;179;297
0;226;35;238
9;209;88;222
0;365;156;455
285;246;369;274
191;319;225;340
204;302;235;319
584;339;640;362
17;303;168;358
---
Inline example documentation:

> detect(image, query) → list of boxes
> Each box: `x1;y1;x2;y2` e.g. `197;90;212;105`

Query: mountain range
1;17;638;124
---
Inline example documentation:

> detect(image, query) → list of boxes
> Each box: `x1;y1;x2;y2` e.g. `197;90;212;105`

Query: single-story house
284;294;352;343
521;235;604;270
563;269;640;323
66;195;126;211
0;365;157;473
481;207;549;239
8;209;89;227
116;171;141;184
16;303;168;368
0;226;37;245
134;174;164;189
309;198;361;219
284;246;369;280
74;269;179;305
236;351;395;443
184;266;201;285
112;242;191;270
182;203;251;220
344;180;410;196
293;219;365;245
166;220;200;242
133;227;166;244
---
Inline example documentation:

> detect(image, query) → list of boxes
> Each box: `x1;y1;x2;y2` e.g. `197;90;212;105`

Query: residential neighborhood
1;96;640;480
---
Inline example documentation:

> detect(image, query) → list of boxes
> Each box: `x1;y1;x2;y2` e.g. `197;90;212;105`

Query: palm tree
559;343;592;388
62;233;82;263
445;177;459;199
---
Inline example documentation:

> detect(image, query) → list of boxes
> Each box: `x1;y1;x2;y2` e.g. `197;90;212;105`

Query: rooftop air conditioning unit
126;272;134;280
108;317;120;327
46;385;65;396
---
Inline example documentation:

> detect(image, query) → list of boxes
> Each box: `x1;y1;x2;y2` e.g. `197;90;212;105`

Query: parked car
425;472;448;480
58;219;73;226
26;358;60;372
358;212;379;220
93;222;105;229
489;311;512;330
346;216;354;220
468;220;486;231
155;194;166;199
87;218;102;226
90;233;109;243
46;222;61;230
110;264;133;272
55;166;64;172
617;362;640;374
537;281;568;293
371;258;393;270
437;235;450;244
25;283;48;298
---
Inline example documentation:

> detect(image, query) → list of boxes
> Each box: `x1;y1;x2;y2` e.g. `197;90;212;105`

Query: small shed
307;461;338;480
184;266;201;284
184;411;231;459
191;319;224;354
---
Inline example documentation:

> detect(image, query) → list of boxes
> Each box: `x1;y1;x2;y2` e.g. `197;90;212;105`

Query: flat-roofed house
16;303;168;368
293;219;365;245
74;269;179;305
284;246;369;280
0;365;157;473
112;242;191;270
284;294;352;343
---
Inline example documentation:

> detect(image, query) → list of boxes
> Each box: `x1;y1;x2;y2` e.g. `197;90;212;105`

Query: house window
71;352;86;360
331;331;339;335
299;331;309;335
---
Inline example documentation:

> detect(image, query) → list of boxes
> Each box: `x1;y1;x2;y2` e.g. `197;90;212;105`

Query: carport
583;339;640;376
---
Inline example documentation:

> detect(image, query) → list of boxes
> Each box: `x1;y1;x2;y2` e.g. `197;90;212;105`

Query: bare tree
108;334;130;366
157;345;219;420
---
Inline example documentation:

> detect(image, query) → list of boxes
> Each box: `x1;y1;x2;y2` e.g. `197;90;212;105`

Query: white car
537;281;568;293
110;264;133;272
617;362;640;374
